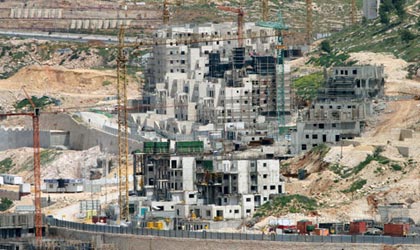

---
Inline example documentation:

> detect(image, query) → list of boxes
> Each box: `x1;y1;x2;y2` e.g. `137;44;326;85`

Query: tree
400;30;416;43
320;40;332;53
394;0;406;20
379;5;390;25
292;72;325;104
0;198;13;211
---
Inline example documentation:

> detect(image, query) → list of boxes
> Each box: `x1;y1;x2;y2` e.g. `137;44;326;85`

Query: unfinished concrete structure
144;23;293;141
132;144;284;225
293;65;384;154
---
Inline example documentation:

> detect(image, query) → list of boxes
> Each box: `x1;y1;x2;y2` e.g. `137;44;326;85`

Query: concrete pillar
16;8;22;18
23;8;29;18
76;20;82;29
37;9;42;18
9;8;15;18
70;20;76;29
103;19;109;29
110;20;117;29
58;9;63;19
90;20;97;29
83;20;90;29
43;9;49;19
97;20;104;29
29;8;35;18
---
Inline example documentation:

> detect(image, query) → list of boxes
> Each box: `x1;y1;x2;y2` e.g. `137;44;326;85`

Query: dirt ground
0;65;139;111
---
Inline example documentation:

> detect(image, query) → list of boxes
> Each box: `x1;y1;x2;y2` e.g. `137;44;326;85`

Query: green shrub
343;179;367;193
391;164;402;171
102;80;112;86
0;198;13;211
0;158;14;174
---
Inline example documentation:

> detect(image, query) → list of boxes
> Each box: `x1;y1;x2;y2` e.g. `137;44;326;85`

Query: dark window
312;134;318;139
302;144;307;150
270;185;276;190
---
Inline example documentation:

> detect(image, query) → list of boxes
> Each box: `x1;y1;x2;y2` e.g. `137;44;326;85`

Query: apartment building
293;65;385;153
133;151;284;221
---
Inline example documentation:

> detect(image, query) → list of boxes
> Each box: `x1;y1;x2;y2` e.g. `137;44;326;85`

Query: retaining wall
40;113;142;154
0;127;50;151
49;227;420;250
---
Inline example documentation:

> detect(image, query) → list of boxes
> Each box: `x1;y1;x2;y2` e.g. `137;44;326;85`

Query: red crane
0;87;42;245
217;5;245;47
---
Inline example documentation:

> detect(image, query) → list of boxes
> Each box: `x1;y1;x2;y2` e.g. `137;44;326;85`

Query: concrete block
70;20;76;29
83;20;90;29
399;129;413;141
397;146;409;157
76;20;82;29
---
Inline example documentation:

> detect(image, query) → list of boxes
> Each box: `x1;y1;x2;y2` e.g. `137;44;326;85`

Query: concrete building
43;179;84;193
134;150;284;222
363;0;380;20
293;65;384;154
143;22;294;141
1;174;23;185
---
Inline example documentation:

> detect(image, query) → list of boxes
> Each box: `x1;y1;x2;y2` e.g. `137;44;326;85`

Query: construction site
0;0;419;249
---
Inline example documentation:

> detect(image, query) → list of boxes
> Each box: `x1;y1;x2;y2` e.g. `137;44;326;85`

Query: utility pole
351;0;357;24
306;0;313;44
1;87;42;246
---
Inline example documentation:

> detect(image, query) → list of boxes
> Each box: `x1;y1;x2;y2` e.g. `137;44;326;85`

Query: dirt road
372;99;419;137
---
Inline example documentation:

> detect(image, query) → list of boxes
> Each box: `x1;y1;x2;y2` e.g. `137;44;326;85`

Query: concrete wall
0;127;50;151
49;228;419;250
0;190;20;200
39;113;142;154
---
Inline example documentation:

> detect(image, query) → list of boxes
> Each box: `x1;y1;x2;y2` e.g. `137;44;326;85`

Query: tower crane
256;12;288;137
0;87;42;245
163;0;183;25
216;5;245;47
116;24;130;222
262;0;269;21
351;0;357;24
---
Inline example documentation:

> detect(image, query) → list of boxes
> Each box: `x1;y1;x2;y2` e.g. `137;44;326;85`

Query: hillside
326;0;419;64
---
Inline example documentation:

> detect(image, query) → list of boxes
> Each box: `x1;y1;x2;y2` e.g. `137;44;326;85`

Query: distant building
363;0;380;20
1;174;23;185
143;22;295;141
43;179;84;193
133;149;285;222
293;65;385;154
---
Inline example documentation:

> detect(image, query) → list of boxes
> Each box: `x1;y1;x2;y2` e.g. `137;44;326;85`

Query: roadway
0;29;138;44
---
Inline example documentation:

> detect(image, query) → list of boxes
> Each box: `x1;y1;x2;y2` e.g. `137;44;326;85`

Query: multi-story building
293;65;385;153
133;148;284;222
143;22;294;141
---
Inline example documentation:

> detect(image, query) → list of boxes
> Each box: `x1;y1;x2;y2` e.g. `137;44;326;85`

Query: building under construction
143;22;295;141
293;65;385;153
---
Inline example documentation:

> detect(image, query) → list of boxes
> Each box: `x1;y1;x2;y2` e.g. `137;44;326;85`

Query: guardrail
47;218;420;245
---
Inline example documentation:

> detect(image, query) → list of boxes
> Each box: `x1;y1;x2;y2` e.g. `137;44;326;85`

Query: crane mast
262;0;268;21
217;5;245;47
306;0;313;44
351;0;356;24
117;25;130;222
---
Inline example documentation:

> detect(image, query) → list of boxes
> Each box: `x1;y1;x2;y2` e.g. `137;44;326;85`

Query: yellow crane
262;0;268;21
351;0;357;24
116;1;130;223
